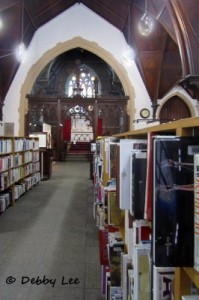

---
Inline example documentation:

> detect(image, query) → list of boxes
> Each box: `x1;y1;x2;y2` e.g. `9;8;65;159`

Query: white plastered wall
3;3;152;136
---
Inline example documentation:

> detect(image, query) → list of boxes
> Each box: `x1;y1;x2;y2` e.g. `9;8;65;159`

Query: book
153;136;199;267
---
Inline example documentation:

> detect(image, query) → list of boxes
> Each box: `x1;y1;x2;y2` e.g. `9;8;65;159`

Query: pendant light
138;0;154;36
0;1;26;62
16;0;27;63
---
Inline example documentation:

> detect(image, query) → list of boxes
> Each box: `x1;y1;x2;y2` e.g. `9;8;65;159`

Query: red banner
97;118;103;136
63;118;71;142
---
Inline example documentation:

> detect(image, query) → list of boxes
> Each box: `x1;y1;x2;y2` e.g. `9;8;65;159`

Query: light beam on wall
122;46;135;66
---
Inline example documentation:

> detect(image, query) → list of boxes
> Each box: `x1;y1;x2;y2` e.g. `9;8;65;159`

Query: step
64;153;90;162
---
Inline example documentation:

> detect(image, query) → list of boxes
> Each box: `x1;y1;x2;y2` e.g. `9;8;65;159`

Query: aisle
0;162;102;300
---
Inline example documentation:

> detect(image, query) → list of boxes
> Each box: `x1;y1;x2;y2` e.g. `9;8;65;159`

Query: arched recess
61;104;94;143
19;37;135;135
159;96;191;122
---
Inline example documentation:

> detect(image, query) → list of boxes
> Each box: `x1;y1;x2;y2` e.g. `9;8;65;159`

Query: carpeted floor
0;161;102;300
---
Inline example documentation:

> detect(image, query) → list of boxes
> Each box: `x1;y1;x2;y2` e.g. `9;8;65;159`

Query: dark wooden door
159;96;191;122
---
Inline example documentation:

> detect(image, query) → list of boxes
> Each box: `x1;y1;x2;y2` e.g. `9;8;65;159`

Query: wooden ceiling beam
164;0;198;77
24;3;37;30
153;31;167;102
0;0;19;13
30;0;65;20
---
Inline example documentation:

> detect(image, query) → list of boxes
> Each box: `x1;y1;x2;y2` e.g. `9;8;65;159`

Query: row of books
14;172;41;200
93;138;152;300
107;285;122;300
101;230;124;300
14;182;26;200
14;153;23;167
0;171;14;191
0;162;40;191
14;164;37;181
24;172;41;190
0;138;39;154
0;139;12;154
32;162;40;173
14;151;39;167
0;151;40;173
13;165;30;182
23;151;39;163
0;192;11;213
0;155;14;172
24;151;34;163
14;138;39;152
32;151;39;162
101;223;152;300
0;172;41;213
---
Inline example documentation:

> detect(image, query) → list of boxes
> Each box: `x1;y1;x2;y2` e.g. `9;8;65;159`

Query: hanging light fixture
0;1;26;63
138;0;154;36
16;0;27;63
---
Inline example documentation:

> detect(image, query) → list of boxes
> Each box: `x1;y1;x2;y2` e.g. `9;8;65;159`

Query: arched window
65;64;101;97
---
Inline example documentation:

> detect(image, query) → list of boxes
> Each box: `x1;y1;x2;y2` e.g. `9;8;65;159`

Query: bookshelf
0;136;40;213
113;117;199;300
94;117;199;299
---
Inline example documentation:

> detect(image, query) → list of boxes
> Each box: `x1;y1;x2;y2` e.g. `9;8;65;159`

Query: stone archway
20;37;135;135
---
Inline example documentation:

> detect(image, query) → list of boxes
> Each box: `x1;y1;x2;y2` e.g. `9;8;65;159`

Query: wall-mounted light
16;42;27;63
0;44;27;63
138;0;154;36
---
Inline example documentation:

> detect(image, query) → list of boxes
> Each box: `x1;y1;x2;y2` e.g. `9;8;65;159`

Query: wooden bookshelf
0;136;40;213
113;116;199;299
113;116;199;138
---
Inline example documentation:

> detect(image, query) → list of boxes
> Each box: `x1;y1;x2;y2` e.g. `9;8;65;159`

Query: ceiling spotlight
138;0;154;36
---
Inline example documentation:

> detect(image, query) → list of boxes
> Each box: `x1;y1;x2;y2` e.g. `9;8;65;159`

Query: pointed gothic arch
20;37;136;135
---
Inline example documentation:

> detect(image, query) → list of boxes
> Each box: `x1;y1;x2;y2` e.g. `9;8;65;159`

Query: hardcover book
153;136;199;267
194;154;199;272
133;244;151;300
119;139;147;210
153;266;175;300
130;151;147;219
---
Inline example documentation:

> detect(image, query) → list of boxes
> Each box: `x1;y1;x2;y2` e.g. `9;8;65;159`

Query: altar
70;114;93;143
